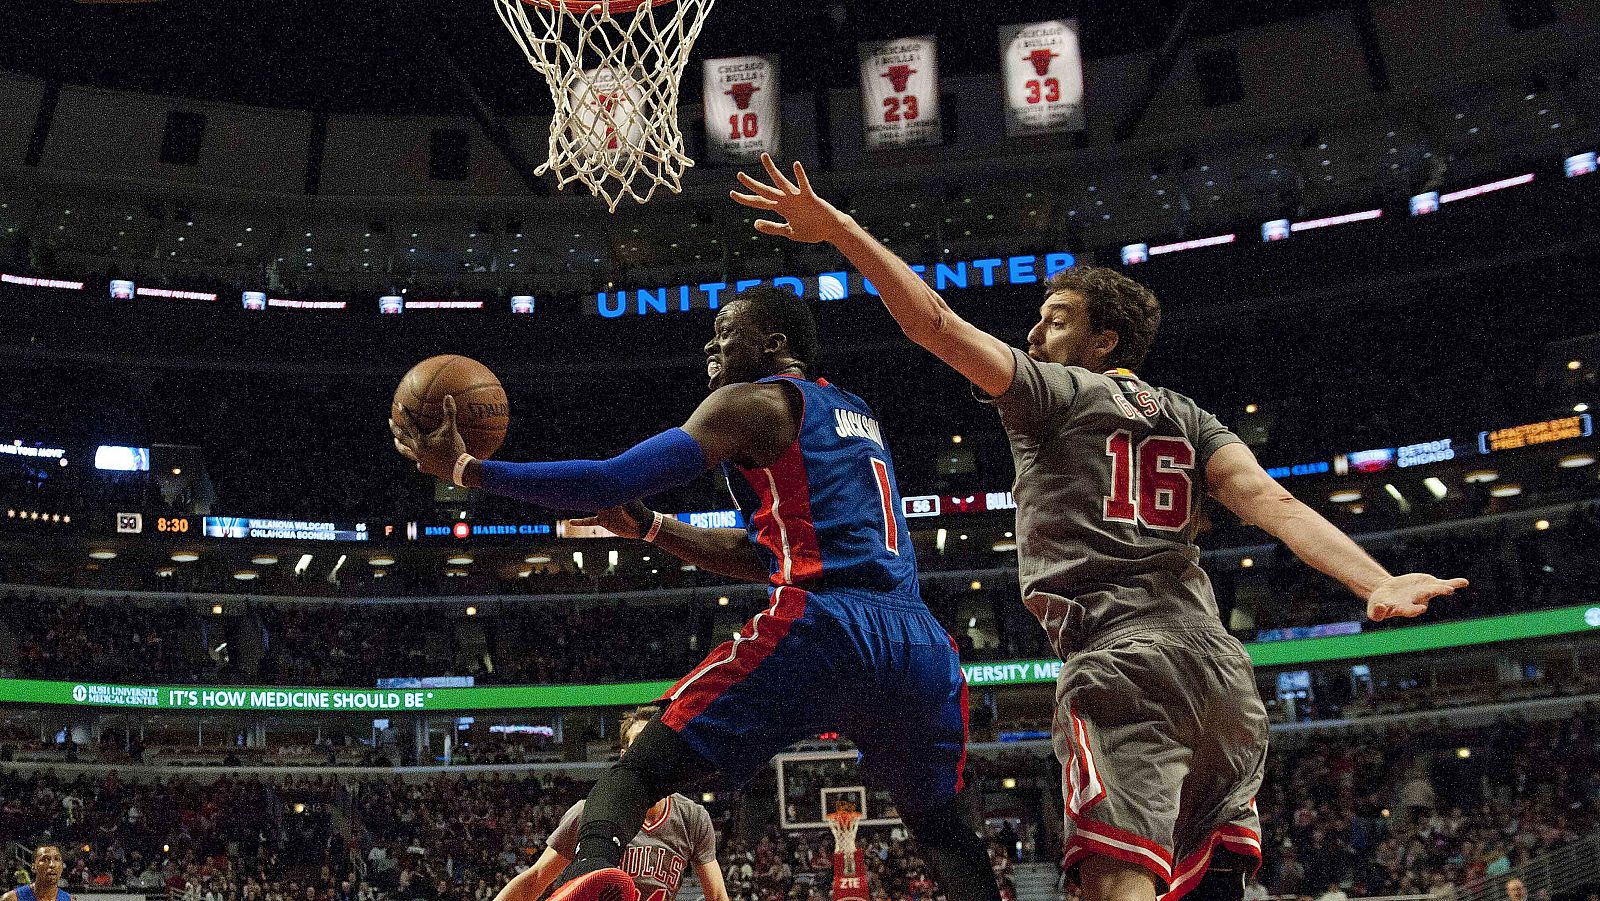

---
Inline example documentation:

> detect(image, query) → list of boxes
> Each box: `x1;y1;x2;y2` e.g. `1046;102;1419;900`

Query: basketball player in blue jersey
390;288;1000;901
5;846;71;901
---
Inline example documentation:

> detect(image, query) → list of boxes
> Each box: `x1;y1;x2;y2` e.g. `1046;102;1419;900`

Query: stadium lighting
717;596;730;606
1535;520;1550;531
1423;477;1449;500
1240;557;1254;568
369;556;396;566
1570;360;1584;370
970;580;983;591
1245;404;1259;414
88;550;117;560
294;554;313;576
251;555;278;565
992;541;1017;552
1489;483;1522;498
170;552;199;563
935;528;947;553
1002;778;1017;790
1329;490;1362;503
447;555;473;565
211;604;223;614
1558;453;1595;468
1384;484;1411;512
1463;469;1499;483
465;606;478;616
701;792;715;803
231;571;257;581
572;551;584;570
525;554;552;564
1576;403;1590;413
951;434;962;444
1456;747;1471;759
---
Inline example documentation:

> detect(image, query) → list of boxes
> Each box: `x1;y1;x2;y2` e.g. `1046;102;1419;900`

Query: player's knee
1076;855;1160;901
612;719;708;799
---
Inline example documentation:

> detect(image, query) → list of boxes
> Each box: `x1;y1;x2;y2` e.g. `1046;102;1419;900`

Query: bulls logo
1025;48;1058;77
725;81;759;110
881;64;916;93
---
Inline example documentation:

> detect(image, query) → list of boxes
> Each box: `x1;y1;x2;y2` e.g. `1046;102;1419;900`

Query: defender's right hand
731;153;849;244
569;501;654;539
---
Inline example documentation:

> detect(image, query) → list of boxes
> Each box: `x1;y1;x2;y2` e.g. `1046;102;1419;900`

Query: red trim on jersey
947;632;969;793
740;440;824;587
642;795;673;833
660;588;809;730
1158;825;1262;901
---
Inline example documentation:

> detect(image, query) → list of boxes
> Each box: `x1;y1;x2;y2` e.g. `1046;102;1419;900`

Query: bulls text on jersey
621;845;688;894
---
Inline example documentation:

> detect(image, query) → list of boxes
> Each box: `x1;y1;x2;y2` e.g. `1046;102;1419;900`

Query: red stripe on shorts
660;587;808;731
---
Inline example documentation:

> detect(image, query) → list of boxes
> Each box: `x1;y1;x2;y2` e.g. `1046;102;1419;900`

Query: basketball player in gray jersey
733;154;1468;901
493;707;727;901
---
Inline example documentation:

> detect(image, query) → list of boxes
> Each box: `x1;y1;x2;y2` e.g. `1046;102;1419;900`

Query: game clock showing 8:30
154;516;192;533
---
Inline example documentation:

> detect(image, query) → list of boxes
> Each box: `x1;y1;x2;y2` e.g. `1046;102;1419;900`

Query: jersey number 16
1103;430;1195;531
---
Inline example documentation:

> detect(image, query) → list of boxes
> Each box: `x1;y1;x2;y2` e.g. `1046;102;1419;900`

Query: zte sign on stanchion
858;37;941;149
703;54;780;164
999;20;1085;136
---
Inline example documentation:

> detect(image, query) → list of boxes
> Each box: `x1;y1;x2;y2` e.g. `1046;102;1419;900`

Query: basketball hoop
493;0;716;210
826;806;863;854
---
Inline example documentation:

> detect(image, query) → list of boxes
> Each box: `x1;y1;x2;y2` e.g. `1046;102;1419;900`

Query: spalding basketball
393;355;509;460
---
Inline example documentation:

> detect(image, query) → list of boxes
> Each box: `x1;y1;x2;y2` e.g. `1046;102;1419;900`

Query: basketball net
826;806;862;856
492;0;715;210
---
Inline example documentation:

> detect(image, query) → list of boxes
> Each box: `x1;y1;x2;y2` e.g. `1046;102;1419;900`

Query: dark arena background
1;3;1599;901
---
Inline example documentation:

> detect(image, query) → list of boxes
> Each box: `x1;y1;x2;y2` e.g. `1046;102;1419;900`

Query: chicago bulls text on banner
999;20;1086;136
857;37;942;149
703;54;782;163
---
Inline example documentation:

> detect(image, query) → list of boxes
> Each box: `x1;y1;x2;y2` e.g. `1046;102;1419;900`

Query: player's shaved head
730;287;819;370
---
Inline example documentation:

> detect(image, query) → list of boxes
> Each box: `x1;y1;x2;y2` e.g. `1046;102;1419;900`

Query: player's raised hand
1366;573;1469;621
389;394;468;481
568;501;654;540
730;153;848;244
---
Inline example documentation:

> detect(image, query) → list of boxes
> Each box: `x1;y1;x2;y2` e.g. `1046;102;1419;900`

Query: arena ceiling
0;0;1349;114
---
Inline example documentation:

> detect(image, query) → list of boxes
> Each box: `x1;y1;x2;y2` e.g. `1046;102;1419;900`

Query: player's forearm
650;519;772;583
830;217;956;342
461;429;707;512
1254;494;1392;601
491;864;556;901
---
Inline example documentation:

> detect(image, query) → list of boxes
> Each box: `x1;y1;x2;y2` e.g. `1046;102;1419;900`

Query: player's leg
567;719;717;875
1054;637;1194;901
1161;633;1267;901
571;586;833;884
1078;857;1159;901
848;609;999;901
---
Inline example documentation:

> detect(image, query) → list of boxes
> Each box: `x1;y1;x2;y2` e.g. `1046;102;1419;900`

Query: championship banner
999;20;1086;136
858;37;941;149
703;54;780;163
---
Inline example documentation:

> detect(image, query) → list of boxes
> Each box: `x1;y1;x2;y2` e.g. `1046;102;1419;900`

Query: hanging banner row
702;19;1084;162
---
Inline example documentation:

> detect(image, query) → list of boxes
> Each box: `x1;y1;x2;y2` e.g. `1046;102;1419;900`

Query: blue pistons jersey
723;374;920;598
18;887;71;901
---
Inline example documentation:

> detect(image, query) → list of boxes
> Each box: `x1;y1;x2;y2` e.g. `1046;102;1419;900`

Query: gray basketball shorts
1052;624;1268;897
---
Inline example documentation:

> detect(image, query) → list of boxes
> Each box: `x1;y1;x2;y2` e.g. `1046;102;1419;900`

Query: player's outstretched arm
491;847;570;901
569;502;771;584
732;154;1016;398
1206;443;1468;620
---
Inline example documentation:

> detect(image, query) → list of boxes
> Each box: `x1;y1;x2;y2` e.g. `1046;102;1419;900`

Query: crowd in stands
1;498;1597;690
2;709;1596;901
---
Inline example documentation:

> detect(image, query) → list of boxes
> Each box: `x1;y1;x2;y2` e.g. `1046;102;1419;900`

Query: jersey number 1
1103;431;1195;531
870;458;900;555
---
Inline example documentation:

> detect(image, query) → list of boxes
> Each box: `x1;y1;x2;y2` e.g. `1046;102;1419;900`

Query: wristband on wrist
452;453;476;488
642;511;665;543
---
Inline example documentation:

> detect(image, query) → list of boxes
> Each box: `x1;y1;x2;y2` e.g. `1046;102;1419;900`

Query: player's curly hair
1044;266;1162;371
620;705;661;749
735;286;819;372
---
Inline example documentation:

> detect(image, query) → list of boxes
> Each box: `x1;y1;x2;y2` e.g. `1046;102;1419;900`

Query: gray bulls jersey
548;795;717;900
982;347;1243;650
